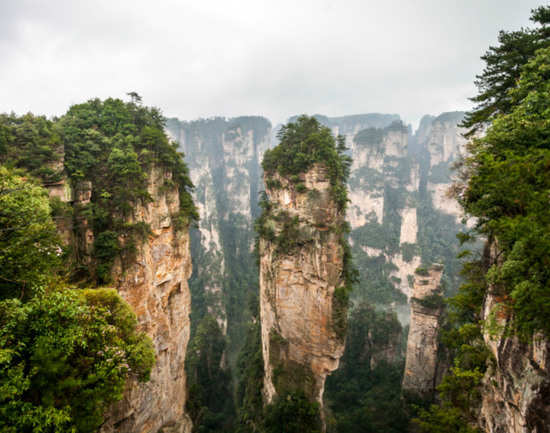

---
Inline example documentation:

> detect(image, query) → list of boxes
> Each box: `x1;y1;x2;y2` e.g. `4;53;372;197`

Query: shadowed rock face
259;164;346;406
480;295;550;433
479;243;550;433
402;265;444;397
100;167;193;433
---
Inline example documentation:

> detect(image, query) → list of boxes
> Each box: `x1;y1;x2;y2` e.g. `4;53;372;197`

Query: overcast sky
0;0;545;129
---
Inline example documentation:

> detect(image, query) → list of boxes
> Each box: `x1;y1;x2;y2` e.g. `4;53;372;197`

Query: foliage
457;46;550;337
263;391;322;433
324;303;409;433
235;317;264;433
0;167;63;299
186;315;235;433
262;115;352;211
413;293;445;310
413;251;490;431
0;288;154;433
462;5;550;135
0;113;63;184
59;97;197;282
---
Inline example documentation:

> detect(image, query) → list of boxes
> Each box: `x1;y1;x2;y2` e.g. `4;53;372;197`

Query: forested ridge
0;96;195;432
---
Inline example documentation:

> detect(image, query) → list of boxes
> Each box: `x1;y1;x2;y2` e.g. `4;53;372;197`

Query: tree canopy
0;167;62;299
462;6;550;136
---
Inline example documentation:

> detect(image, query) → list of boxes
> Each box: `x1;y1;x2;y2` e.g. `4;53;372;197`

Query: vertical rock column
100;167;193;433
402;264;444;397
259;164;346;405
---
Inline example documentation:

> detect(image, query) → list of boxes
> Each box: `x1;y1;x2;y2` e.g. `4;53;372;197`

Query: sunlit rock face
479;245;550;433
259;164;346;406
100;167;193;433
402;265;444;397
166;116;271;334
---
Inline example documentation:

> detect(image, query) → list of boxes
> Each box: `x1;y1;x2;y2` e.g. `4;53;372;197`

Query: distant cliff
166;116;270;339
311;112;467;308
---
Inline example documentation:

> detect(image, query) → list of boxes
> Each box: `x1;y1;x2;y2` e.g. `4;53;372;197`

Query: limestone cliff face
259;164;346;405
99;167;192;433
418;111;469;224
402;265;444;397
166;117;271;333
478;244;550;433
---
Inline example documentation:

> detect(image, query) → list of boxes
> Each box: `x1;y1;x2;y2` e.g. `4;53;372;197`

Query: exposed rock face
402;265;444;397
100;167;192;433
259;164;346;405
419;111;469;224
166;116;271;334
479;255;550;433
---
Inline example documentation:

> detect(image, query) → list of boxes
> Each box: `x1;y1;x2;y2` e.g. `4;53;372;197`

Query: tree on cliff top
59;97;198;283
262;115;351;211
462;5;550;136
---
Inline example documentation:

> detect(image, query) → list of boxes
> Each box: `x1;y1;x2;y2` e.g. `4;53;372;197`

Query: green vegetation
186;315;235;433
416;10;550;429
262;115;352;211
234;312;264;433
263;391;322;433
0;95;205;432
462;6;550;136
0;113;63;184
325;303;409;433
0;288;154;433
413;293;445;310
60;97;197;282
0;168;63;299
458;45;550;337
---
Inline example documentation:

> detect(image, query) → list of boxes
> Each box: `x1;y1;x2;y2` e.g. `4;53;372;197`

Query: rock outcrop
259;164;346;405
97;167;193;433
478;243;550;433
402;264;444;397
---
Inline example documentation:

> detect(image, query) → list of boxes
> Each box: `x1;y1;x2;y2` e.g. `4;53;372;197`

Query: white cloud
0;0;543;129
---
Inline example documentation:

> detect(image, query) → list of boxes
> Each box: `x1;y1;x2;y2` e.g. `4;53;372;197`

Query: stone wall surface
259;164;346;406
100;167;193;433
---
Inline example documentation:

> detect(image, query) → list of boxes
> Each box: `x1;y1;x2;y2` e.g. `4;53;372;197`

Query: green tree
462;6;550;136
0;113;63;184
0;167;62;299
457;46;550;337
186;315;235;433
263;392;322;433
59;97;197;282
0;288;154;433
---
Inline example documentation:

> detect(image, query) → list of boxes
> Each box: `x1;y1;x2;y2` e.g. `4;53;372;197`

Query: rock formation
479;293;550;432
166;116;271;335
402;264;445;397
48;163;194;433
258;164;347;405
478;243;550;433
166;111;470;312
99;167;193;433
